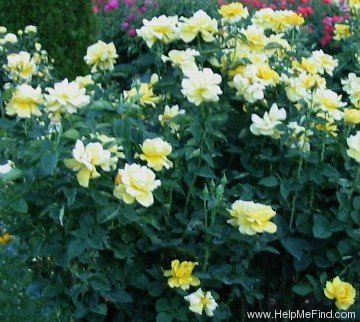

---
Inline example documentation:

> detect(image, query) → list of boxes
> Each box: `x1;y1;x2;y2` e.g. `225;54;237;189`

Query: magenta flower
104;0;119;11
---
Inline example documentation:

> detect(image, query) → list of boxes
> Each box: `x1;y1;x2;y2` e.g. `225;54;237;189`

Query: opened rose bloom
163;259;200;290
45;79;90;116
181;67;222;105
84;40;118;72
324;276;356;310
113;163;161;207
64;140;114;188
6;84;43;118
227;200;277;235
4;51;37;81
184;288;218;316
139;138;173;171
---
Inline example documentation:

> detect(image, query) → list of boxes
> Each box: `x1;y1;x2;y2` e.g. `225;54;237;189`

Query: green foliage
0;0;97;78
0;244;55;322
1;2;360;321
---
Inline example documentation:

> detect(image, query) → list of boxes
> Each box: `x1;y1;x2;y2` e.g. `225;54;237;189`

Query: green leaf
40;152;59;175
91;303;107;315
156;312;173;322
67;239;87;260
89;275;110;291
10;198;28;213
313;215;331;239
292;283;312;296
281;238;306;260
258;176;278;187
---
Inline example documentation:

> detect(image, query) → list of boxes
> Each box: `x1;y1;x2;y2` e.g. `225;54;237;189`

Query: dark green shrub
0;0;97;78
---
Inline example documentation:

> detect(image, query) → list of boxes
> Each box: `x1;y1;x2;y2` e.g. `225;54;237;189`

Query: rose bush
1;1;360;321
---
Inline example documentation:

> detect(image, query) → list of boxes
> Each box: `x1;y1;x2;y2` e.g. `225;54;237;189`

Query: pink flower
127;28;137;37
104;0;119;11
124;0;136;7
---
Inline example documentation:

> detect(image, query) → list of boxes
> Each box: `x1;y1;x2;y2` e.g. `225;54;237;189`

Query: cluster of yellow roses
163;260;218;317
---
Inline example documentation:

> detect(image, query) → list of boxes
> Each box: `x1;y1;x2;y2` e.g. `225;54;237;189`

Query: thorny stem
290;157;303;231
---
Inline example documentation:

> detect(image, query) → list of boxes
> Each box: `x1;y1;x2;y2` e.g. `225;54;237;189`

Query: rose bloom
313;88;346;121
64;140;113;188
0;233;12;245
324;276;356;310
4;51;37;81
250;103;287;139
113;163;161;207
6;84;43;118
218;2;249;24
184;288;218;317
158;104;185;132
139;138;173;171
75;75;94;89
163;259;200;290
227;200;277;235
137;15;179;48
161;49;199;75
45;79;90;116
179;10;218;43
123;74;161;107
181;68;222;105
84;40;118;73
347;131;360;163
344;109;360;124
333;24;351;40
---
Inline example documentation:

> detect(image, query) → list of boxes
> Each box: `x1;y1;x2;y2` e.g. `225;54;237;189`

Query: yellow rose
137;15;179;48
113;163;161;207
158;104;185;132
4;51;37;81
181;67;222;105
84;40;118;73
184;289;218;317
218;3;249;24
75;75;94;89
0;233;12;245
179;10;218;43
344;109;360;124
123;75;161;107
241;25;267;51
163;259;200;290
64;140;114;187
227;200;277;235
45;79;90;116
313;89;346;121
349;0;360;11
347;131;360;163
333;24;351;41
324;276;356;310
6;84;43;118
139;138;173;171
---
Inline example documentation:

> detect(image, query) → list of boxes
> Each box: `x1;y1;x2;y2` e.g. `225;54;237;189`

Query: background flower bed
0;0;360;321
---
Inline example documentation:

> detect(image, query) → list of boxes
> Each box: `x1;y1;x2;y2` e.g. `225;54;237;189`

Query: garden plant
0;0;360;321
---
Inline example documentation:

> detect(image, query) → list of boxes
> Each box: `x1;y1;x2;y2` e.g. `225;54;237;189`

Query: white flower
0;161;14;174
250;103;287;139
3;33;17;43
181;68;222;105
184;288;218;317
24;25;37;34
45;79;90;116
347;131;360;163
